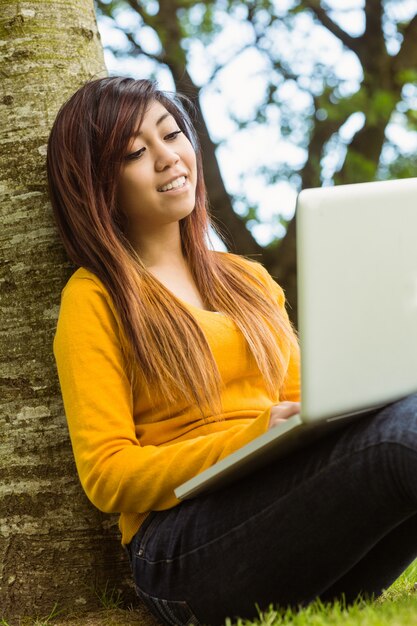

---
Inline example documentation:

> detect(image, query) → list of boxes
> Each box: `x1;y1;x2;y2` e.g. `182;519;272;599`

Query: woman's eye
165;130;182;140
125;148;145;161
124;130;182;160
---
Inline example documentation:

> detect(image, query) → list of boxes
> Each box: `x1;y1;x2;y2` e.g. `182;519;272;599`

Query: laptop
175;177;417;500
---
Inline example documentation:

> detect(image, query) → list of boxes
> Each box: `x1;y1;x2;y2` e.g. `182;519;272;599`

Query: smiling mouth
157;176;187;192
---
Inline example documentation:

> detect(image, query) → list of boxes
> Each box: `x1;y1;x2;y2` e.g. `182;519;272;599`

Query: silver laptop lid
296;177;417;422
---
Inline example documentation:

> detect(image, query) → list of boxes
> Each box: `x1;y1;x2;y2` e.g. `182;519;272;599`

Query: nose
155;142;180;171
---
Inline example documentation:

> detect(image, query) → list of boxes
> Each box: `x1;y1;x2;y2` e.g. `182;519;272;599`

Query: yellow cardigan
53;256;300;545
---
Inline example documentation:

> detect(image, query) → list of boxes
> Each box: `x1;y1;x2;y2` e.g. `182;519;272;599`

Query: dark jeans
126;393;417;626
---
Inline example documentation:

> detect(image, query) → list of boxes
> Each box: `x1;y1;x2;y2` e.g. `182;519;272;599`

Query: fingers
268;401;301;430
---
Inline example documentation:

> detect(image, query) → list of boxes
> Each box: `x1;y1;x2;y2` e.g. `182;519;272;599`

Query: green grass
94;581;124;610
230;597;417;626
0;603;63;626
226;560;417;626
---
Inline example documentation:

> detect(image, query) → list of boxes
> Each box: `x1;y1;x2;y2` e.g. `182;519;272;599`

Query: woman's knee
342;393;417;456
388;392;417;417
379;392;417;442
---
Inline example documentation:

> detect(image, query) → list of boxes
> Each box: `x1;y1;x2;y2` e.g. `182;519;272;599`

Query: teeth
159;176;186;192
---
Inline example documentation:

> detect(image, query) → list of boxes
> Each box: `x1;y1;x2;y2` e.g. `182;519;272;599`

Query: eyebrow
131;112;173;137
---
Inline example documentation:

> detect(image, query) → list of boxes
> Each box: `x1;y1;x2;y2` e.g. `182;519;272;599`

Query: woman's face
117;100;198;244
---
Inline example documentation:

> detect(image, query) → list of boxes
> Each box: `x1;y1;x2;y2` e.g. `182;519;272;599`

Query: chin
180;201;196;216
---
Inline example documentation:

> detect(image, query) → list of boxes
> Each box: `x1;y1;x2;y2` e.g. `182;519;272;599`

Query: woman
47;76;417;626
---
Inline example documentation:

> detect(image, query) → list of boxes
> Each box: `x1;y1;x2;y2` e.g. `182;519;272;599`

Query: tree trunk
0;0;149;621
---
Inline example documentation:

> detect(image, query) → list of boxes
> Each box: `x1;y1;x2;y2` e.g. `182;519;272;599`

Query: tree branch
362;0;386;59
124;0;159;28
207;42;257;83
364;0;383;39
95;0;164;62
302;0;365;60
124;30;165;63
394;13;417;75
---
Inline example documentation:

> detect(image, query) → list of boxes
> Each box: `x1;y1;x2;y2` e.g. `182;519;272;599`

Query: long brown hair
47;76;298;418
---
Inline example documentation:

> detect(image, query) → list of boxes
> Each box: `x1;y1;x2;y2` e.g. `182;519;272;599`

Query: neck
129;223;187;269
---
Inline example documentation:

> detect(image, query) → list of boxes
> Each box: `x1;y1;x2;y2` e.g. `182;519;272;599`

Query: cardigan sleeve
53;276;272;515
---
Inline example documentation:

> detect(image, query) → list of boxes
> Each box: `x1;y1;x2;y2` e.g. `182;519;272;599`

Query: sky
97;0;417;248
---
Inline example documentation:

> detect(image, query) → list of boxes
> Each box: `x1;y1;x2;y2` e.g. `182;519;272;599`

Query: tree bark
0;0;151;620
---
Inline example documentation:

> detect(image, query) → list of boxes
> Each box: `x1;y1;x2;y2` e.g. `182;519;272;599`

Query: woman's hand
268;401;301;430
